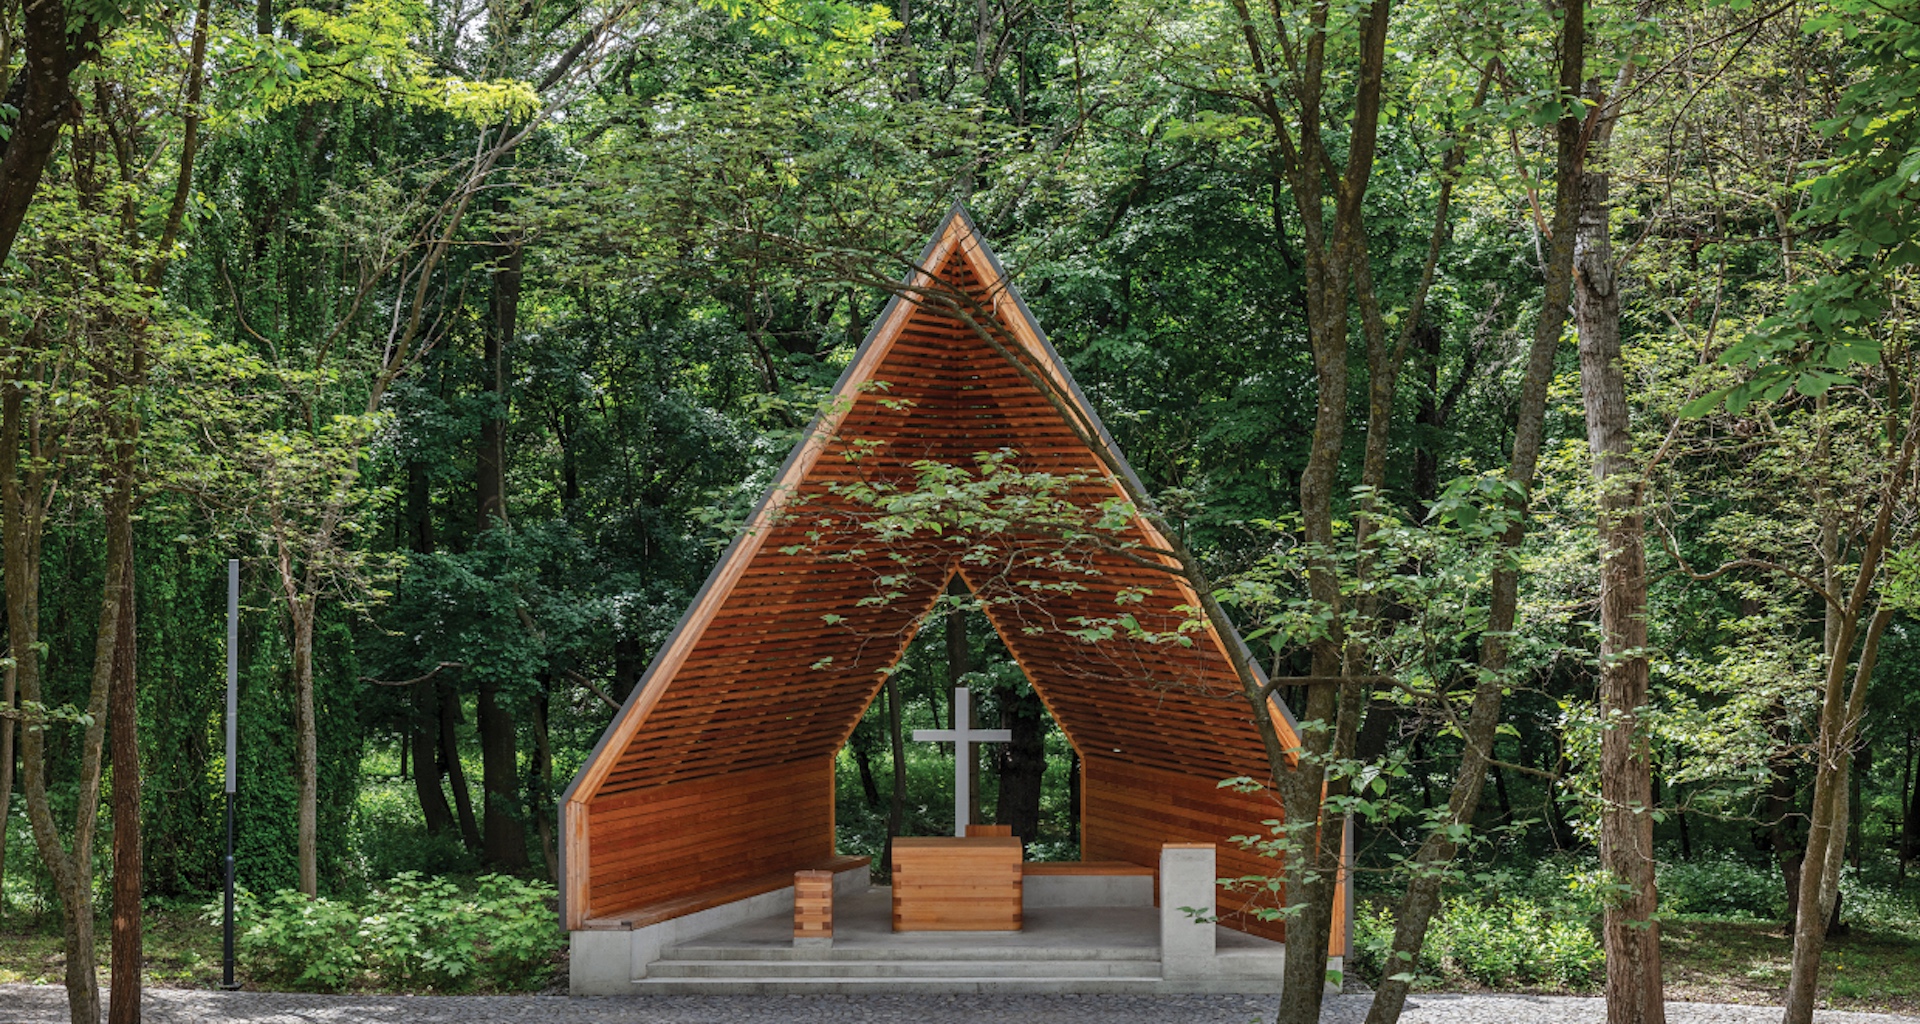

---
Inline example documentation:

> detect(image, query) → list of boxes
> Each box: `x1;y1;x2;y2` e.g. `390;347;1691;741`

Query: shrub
1657;853;1781;919
209;873;562;993
229;888;364;991
1349;897;1603;991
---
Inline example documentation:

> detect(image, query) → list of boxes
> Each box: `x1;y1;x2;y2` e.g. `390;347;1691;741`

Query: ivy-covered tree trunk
289;593;319;896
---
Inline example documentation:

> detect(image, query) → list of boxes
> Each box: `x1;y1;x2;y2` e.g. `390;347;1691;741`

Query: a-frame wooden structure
560;208;1348;953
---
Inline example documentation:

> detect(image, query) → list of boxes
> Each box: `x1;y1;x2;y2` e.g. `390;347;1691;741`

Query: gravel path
0;987;1913;1024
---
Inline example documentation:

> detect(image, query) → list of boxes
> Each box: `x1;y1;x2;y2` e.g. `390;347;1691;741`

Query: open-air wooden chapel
562;208;1351;995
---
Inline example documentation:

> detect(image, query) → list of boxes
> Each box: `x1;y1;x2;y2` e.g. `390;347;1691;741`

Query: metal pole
222;558;239;990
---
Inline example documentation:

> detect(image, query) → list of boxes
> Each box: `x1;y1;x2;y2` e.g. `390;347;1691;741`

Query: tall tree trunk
290;594;318;896
475;233;527;869
1575;120;1664;1024
993;685;1045;843
8;370;124;1024
1782;399;1912;1024
404;460;453;837
440;683;482;853
108;552;140;1024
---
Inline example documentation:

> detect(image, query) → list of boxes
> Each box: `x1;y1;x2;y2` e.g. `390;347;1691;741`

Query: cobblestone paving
0;987;1914;1024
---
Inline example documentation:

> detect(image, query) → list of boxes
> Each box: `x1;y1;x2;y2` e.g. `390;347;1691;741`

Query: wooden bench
891;836;1023;931
1021;860;1157;908
581;854;869;931
1022;861;1155;878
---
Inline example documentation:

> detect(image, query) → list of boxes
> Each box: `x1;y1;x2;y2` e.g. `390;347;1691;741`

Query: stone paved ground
0;987;1914;1024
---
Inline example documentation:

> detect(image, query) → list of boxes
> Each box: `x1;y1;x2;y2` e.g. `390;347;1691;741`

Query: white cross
912;687;1013;837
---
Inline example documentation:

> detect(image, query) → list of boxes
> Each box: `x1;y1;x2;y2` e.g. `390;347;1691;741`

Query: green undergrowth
214;872;562;992
1347;853;1920;1012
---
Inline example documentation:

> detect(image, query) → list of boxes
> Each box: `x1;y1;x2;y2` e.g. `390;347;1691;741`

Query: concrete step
631;975;1168;995
660;943;1160;963
646;957;1159;979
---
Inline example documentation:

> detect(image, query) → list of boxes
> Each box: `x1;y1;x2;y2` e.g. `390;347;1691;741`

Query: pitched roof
561;208;1320;940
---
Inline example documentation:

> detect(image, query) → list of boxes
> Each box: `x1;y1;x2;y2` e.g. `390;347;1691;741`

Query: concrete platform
629;888;1292;995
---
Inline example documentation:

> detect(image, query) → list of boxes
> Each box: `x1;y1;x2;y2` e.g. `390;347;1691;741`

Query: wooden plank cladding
582;758;833;922
891;836;1023;931
560;207;1350;956
1081;755;1293;945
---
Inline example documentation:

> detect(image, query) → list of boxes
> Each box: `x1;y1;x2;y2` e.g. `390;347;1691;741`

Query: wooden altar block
793;869;833;944
891;836;1023;931
965;824;1012;838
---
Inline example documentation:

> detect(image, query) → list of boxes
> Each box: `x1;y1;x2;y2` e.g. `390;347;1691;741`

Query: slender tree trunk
0;638;15;909
290;595;318;896
108;550;140;1024
477;678;528;868
993;685;1045;843
1900;729;1915;873
11;381;124;1024
883;675;907;874
531;679;558;881
440;684;482;854
1781;367;1920;1024
854;744;881;808
1361;26;1581;1007
411;682;455;836
475;232;527;869
0;383;38;924
1576;130;1664;1024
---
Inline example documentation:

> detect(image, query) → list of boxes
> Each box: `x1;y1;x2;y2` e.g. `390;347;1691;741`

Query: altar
890;835;1024;931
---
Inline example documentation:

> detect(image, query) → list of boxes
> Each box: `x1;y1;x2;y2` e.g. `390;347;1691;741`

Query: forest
0;0;1917;1020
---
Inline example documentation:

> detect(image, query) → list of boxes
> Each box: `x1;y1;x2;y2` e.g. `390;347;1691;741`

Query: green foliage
225;889;365;991
213;874;561;992
1690;0;1920;414
1350;896;1603;991
1657;854;1783;920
